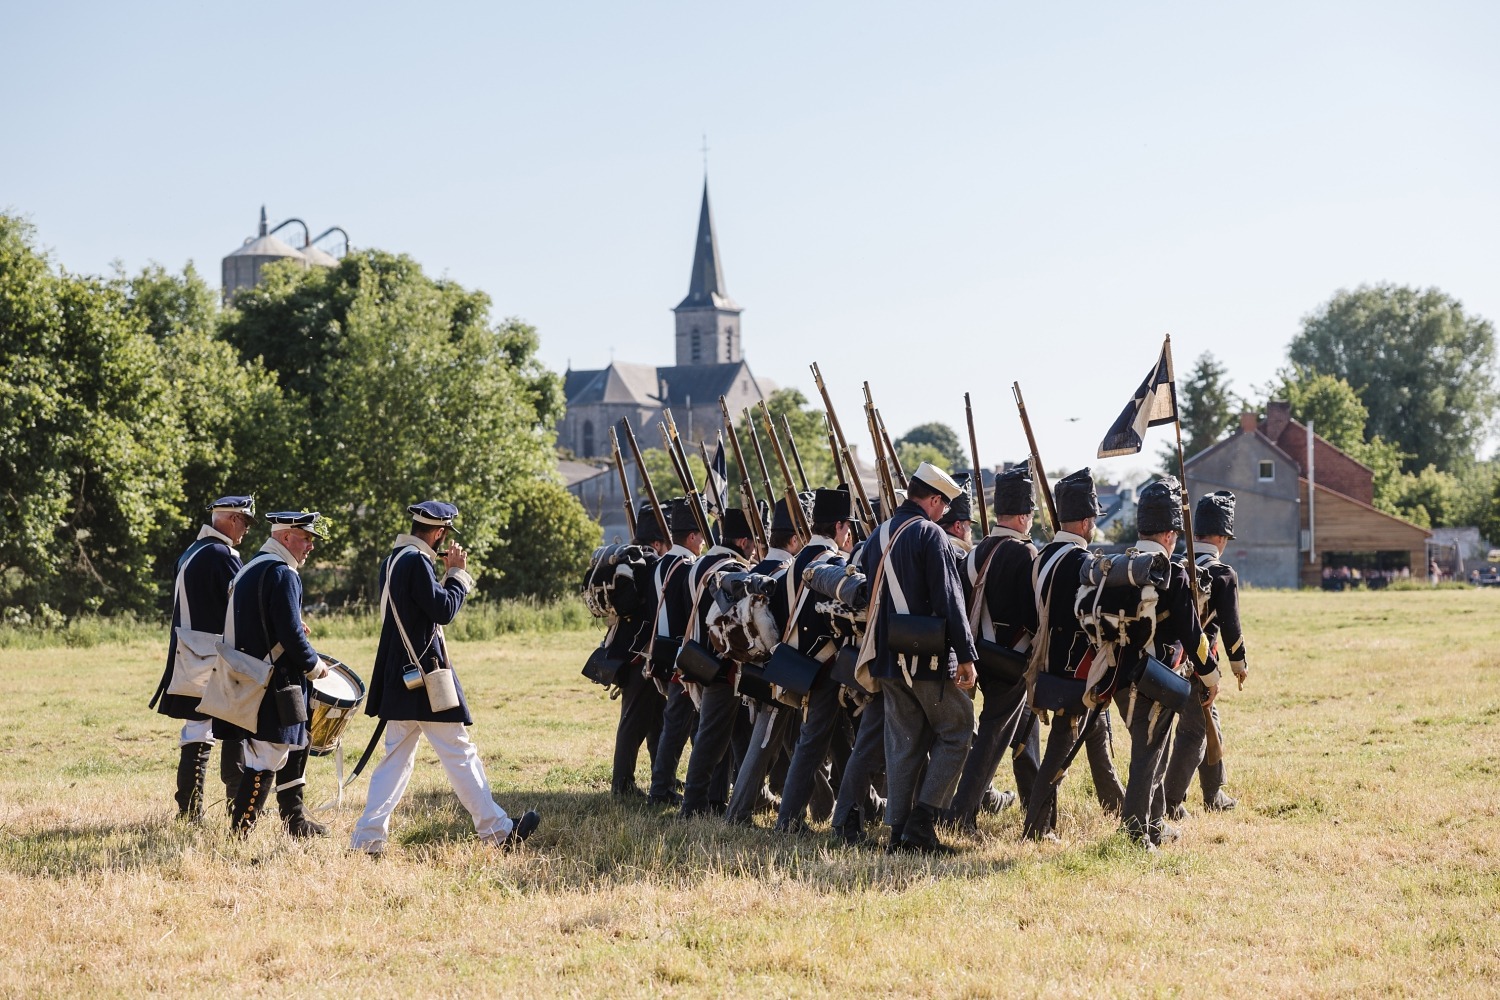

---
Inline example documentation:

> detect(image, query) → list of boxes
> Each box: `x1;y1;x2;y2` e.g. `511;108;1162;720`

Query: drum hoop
310;658;367;710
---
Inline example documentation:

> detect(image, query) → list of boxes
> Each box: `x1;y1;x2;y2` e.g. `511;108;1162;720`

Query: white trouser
244;739;297;773
349;720;512;850
179;719;216;746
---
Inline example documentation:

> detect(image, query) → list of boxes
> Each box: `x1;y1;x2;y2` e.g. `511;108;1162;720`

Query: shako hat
1054;468;1105;522
992;461;1035;517
811;486;855;525
720;507;755;541
266;511;327;538
770;494;812;534
634;501;668;544
667;496;700;534
937;474;974;525
1194;490;1236;539
1136;477;1185;535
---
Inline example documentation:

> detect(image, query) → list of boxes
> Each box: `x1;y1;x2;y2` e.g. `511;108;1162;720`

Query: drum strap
348;718;387;783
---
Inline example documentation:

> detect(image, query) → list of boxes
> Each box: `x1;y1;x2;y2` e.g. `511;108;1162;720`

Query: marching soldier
607;502;669;799
1164;490;1246;818
947;463;1041;831
1117;478;1216;848
773;487;857;833
1022;469;1126;840
350;501;539;854
646;500;703;806
860;462;977;854
207;510;331;838
149;496;254;820
678;508;757;818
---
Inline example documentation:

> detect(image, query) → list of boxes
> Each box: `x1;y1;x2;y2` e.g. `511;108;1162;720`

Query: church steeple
673;179;743;366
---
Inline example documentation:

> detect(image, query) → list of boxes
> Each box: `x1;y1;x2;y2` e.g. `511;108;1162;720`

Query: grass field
3;589;1499;997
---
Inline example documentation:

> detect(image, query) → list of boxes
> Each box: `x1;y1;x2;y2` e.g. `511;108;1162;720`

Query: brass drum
307;656;366;756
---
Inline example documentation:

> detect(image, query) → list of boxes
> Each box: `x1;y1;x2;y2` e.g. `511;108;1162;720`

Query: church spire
678;180;739;311
673;178;743;366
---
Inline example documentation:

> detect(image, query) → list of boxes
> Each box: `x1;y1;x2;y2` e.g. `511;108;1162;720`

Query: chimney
1264;401;1292;440
1239;411;1258;434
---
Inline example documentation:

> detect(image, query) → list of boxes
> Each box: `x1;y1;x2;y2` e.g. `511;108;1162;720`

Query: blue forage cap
265;511;327;538
408;500;460;529
208;495;256;519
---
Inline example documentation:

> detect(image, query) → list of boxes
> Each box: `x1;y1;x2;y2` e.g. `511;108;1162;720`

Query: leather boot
900;803;957;855
220;738;245;816
174;743;211;820
230;768;275;838
276;747;329;838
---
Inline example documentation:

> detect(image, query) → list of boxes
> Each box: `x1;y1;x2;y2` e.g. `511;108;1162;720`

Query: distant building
1185;402;1431;588
221;206;347;302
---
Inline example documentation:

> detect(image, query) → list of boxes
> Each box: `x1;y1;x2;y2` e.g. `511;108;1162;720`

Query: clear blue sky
5;2;1497;481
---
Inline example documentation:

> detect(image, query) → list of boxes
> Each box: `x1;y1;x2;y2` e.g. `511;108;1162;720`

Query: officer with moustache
1164;490;1246;818
860;462;977;854
1022;469;1126;841
150;496;255;820
607;501;669;799
947;462;1043;831
207;511;331;838
773;487;858;833
646;500;703;805
678;507;758;818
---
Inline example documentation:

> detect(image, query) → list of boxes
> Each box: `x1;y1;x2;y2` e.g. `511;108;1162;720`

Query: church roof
564;361;765;407
675;180;741;314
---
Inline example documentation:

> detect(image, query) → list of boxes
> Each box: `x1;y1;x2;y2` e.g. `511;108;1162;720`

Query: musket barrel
759;401;811;540
782;414;811;491
811;362;876;532
609;426;638;539
619;418;670;542
964;392;990;537
718;397;767;548
1011;382;1059;531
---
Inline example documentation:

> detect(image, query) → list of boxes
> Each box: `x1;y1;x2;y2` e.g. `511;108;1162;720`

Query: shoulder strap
223;552;281;653
172;539;214;631
781;549;836;645
878;517;925;615
380;546;429;664
966;539;1004;641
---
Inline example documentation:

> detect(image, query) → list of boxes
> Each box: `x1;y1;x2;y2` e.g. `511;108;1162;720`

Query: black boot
220;738;245;816
174;743;211;820
885;821;907;854
276;747;328;838
901;803;957;855
230;768;275;838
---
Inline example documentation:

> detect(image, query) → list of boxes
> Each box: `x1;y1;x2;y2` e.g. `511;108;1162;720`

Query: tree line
0;214;598;623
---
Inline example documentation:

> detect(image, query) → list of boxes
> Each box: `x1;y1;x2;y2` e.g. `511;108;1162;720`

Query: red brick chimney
1239;411;1258;433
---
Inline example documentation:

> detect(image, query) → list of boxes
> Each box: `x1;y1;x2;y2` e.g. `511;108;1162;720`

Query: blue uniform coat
365;536;475;725
151;526;242;720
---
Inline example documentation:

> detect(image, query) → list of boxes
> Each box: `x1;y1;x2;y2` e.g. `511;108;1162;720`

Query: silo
221;206;308;302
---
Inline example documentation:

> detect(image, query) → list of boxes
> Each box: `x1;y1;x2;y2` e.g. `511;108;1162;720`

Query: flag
1097;339;1178;458
703;433;730;516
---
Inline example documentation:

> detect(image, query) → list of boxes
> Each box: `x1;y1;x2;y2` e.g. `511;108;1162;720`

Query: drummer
349;501;540;855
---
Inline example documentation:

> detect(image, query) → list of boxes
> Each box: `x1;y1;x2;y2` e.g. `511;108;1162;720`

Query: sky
5;1;1498;483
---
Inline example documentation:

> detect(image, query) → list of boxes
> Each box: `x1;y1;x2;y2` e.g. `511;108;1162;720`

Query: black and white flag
704;433;730;516
1097;339;1178;458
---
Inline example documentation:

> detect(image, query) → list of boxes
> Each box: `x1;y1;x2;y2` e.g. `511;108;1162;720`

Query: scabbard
347;718;388;784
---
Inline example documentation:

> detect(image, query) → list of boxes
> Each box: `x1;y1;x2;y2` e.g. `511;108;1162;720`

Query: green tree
896;441;949;474
897;421;965;469
1289;284;1498;472
1278;368;1368;453
1158;351;1240;474
736;389;838;492
217;250;566;601
0;216;186;615
487;478;600;602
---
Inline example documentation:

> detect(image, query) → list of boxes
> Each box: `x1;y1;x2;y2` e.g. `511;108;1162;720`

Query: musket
719;397;768;550
661;410;713;546
875;406;907;489
781;414;811;491
609;426;638;539
964;392;991;537
742;407;778;520
1051;704;1104;786
618;418;670;543
810;362;876;532
1011;381;1060;532
758;400;812;540
862;382;897;515
823;414;841;488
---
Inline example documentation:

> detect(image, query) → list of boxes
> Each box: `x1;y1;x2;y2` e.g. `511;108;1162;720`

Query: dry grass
3;591;1499;997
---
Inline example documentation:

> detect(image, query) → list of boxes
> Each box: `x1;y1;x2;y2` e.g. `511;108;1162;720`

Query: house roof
1305;478;1430;537
1185;427;1300;471
559;460;610;488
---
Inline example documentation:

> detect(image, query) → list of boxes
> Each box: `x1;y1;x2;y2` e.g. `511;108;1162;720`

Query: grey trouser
880;675;974;830
724;701;794;824
1013;710;1041;807
832;692;886;830
948;673;1029;823
612;661;664;792
681;682;741;816
1162;675;1225;807
776;682;843;831
1120;689;1177;840
1023;708;1125;838
649;681;697;799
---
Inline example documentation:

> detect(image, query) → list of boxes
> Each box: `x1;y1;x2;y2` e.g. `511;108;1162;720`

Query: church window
583;420;595;457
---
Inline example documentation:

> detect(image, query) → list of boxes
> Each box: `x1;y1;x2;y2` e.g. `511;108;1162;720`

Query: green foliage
897;421;965;469
732;389;838;495
487;478;600;602
1158;351;1241;474
1278;367;1368;453
217;250;566;600
896;441;949;473
1289;284;1498;472
0;216;186;615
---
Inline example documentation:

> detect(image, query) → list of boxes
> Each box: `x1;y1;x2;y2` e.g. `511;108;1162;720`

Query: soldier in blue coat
149;496;254;820
207;510;331;837
859;462;977;853
350;501;539;854
606;501;668;799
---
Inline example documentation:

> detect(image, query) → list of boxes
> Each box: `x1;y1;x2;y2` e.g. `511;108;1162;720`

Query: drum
308;656;366;757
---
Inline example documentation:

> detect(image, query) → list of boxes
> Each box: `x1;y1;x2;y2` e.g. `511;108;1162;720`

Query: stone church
557;181;773;463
